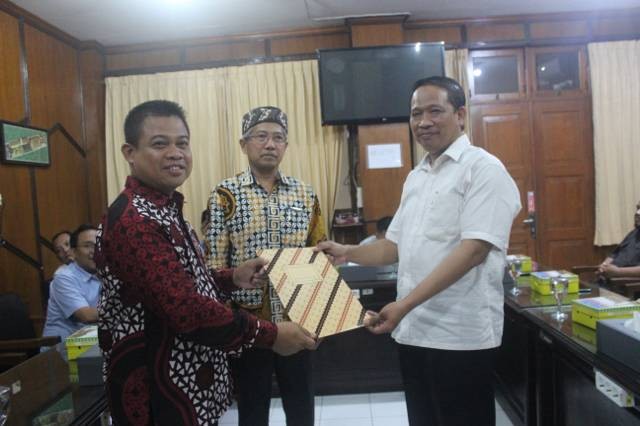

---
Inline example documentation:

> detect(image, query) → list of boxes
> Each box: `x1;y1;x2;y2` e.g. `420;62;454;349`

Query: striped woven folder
260;247;366;338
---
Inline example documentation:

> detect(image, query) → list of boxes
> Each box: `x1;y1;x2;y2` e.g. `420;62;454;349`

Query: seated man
52;230;74;270
360;216;393;245
42;224;101;340
597;200;640;280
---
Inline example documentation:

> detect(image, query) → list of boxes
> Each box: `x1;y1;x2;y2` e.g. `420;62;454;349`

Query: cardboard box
65;325;98;360
506;254;533;274
596;319;640;374
572;297;640;329
530;270;579;295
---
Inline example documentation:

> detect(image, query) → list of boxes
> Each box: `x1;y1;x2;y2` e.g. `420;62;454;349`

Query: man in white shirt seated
43;224;101;340
319;76;521;426
359;216;393;246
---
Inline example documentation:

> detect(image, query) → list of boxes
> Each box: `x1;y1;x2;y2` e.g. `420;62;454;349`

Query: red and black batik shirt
95;176;277;425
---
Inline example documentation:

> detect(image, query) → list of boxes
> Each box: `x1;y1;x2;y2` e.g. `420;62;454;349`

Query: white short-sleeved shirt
386;134;521;350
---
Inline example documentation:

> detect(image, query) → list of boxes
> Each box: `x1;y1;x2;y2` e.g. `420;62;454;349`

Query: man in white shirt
318;76;521;426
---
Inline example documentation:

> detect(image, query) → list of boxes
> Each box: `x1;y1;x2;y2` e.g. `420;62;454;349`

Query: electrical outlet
595;370;634;408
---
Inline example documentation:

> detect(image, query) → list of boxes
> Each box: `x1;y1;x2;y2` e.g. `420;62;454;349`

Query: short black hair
124;100;190;147
52;230;71;244
412;76;466;110
70;224;97;248
376;216;393;233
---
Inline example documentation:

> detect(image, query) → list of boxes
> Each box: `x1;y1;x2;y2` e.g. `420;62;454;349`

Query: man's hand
364;300;411;335
315;240;349;265
233;257;269;289
272;322;318;356
598;263;621;278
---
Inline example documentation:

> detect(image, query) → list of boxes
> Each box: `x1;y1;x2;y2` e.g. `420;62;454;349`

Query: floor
218;391;515;426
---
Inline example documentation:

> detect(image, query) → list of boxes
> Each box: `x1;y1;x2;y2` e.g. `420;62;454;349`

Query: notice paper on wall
367;143;402;169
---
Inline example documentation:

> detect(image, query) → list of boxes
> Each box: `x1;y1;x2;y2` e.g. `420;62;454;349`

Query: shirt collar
69;261;98;283
418;133;470;170
240;167;291;187
125;176;184;208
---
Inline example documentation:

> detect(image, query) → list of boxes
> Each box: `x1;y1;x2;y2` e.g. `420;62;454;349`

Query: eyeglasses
246;131;287;145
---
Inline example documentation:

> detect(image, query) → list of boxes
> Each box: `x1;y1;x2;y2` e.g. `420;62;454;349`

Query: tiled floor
218;391;514;426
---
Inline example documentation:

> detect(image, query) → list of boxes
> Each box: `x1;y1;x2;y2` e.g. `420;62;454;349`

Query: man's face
53;233;73;264
73;229;97;273
240;122;288;174
635;201;640;228
122;115;192;195
410;85;465;158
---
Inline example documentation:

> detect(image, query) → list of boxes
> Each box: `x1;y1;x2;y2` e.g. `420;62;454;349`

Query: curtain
105;60;344;234
413;48;471;165
588;40;640;245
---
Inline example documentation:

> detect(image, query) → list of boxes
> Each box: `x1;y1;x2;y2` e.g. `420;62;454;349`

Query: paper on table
260;247;366;338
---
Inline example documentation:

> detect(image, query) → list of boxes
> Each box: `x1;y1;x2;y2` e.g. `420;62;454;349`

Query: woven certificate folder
260;247;366;338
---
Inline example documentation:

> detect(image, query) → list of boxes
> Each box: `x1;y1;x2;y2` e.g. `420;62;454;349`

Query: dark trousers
398;343;497;426
233;347;314;426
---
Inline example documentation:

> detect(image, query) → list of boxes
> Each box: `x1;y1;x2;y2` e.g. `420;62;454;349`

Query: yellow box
572;321;597;346
571;297;640;329
506;254;533;274
529;291;579;306
530;271;579;295
65;325;98;360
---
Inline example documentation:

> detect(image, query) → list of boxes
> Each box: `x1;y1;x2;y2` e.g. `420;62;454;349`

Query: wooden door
471;102;536;257
532;98;595;269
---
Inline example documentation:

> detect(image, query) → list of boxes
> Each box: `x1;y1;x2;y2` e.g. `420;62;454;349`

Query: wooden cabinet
468;49;526;101
527;46;588;98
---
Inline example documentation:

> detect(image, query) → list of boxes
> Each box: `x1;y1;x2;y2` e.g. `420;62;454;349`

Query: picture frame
0;120;50;166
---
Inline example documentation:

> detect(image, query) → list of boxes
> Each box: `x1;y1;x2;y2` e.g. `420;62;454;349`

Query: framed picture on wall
0;121;50;166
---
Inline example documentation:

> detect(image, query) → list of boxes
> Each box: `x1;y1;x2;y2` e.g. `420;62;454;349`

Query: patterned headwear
241;106;288;135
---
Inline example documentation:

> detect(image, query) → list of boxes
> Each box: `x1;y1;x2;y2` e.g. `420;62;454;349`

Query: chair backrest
0;293;36;341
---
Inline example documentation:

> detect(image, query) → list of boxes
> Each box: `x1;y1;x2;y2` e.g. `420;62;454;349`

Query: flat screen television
318;43;445;125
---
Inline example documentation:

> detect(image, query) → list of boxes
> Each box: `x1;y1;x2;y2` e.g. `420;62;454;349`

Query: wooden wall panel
467;23;526;43
351;23;404;47
25;25;83;143
106;48;181;71
529;20;589;39
0;166;38;260
185;40;265;64
270;32;349;56
592;16;640;37
79;49;107;222
404;26;463;44
0;11;24;121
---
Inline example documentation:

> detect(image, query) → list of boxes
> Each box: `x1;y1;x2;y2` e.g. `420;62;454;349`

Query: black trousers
397;343;497;426
232;347;314;426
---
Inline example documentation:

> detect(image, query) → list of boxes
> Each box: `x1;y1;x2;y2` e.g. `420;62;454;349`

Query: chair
0;293;60;372
571;266;640;300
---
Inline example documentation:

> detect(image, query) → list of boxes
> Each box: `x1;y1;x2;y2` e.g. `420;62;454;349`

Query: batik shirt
95;176;277;426
206;168;326;322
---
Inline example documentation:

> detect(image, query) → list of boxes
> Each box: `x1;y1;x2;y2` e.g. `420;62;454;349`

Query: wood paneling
351;23;404;47
404;26;463;44
79;48;107;222
592;16;640;37
0;166;38;260
529;20;589;39
185;40;266;64
0;254;43;328
357;124;412;224
106;48;181;71
0;11;24;121
467;23;526;43
270;32;349;56
25;25;83;143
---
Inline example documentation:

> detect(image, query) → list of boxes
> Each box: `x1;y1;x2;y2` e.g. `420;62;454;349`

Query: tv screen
318;43;445;125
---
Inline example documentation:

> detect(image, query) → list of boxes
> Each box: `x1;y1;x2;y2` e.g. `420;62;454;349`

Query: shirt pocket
281;201;311;235
423;191;462;242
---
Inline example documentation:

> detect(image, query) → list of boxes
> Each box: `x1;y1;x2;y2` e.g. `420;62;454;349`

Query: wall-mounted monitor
318;43;445;126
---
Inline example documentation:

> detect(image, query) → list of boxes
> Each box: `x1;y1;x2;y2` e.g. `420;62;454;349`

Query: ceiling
9;0;640;46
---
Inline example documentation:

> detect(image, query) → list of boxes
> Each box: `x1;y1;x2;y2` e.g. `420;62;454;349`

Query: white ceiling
10;0;640;46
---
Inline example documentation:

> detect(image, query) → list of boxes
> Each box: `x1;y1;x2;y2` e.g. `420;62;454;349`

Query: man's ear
456;106;467;126
121;143;135;165
239;138;247;154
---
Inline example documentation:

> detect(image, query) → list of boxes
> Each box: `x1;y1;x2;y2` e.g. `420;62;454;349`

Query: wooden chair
571;266;640;300
0;293;60;372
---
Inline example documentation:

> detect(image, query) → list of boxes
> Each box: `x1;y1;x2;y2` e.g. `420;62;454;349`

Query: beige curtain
106;60;344;235
413;48;471;165
588;40;640;245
